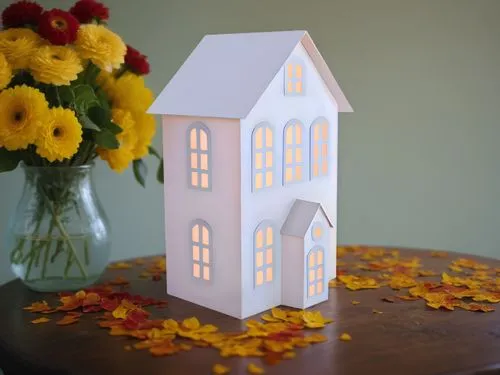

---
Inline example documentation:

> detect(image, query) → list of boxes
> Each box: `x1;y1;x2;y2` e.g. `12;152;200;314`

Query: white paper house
148;30;353;319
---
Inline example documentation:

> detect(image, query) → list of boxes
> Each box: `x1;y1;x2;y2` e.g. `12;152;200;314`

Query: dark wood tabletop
0;246;499;375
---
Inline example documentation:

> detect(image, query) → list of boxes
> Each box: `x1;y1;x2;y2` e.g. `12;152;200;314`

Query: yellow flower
75;24;126;72
35;107;82;162
29;46;83;86
101;72;153;113
0;28;43;70
0;85;49;151
0;52;12;90
97;109;137;173
131;111;156;159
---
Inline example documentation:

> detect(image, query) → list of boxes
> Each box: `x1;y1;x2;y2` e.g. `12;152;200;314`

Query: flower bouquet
0;0;162;291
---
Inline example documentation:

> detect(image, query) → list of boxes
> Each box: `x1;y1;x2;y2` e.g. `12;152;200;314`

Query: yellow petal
271;307;288;320
283;351;296;359
182;317;201;330
212;363;230;374
339;333;352;341
31;317;51;324
112;305;130;320
162;319;179;331
247;363;265;374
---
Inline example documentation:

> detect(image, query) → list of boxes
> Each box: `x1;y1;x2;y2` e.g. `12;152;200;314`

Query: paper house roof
281;199;333;238
148;30;353;118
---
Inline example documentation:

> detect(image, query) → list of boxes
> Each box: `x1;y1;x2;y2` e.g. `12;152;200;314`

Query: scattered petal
339;333;352;341
213;364;230;374
31;317;51;324
247;363;265;374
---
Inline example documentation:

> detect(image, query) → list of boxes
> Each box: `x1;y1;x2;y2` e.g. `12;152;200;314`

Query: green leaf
0;148;22;172
85;62;101;84
107;121;123;135
133;159;148;188
96;90;111;111
95;130;119;149
148;146;161;159
57;86;75;105
148;146;164;184
87;106;110;127
156;159;164;183
74;84;98;112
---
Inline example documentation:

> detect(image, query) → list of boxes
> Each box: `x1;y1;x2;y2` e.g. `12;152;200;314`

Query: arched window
190;220;212;281
188;122;211;190
310;118;329;179
283;119;305;184
284;57;305;95
252;122;274;191
254;222;274;287
307;246;324;297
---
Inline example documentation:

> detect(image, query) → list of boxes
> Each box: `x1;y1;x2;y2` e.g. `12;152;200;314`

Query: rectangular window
285;59;305;96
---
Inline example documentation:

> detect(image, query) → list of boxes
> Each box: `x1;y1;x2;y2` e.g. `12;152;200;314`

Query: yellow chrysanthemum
97;109;138;173
35;107;83;162
0;52;12;90
0;85;49;151
29;46;83;86
75;24;126;72
101;72;153;113
131;112;156;159
0;28;43;70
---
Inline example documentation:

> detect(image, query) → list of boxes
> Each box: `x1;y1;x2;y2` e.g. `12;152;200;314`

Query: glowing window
283;120;306;185
252;123;274;191
284;58;305;96
310;118;329;179
191;220;212;282
307;246;325;297
312;222;323;242
254;222;274;287
188;122;211;190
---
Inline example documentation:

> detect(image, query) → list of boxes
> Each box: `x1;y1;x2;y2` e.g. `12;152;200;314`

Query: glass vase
5;164;111;292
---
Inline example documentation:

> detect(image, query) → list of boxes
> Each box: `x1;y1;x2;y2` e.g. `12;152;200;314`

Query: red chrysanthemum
69;0;109;24
1;0;43;28
38;9;79;46
124;45;150;75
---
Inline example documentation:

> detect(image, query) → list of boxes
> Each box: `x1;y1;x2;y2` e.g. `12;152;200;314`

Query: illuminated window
312;222;323;242
284;58;305;96
252;122;274;191
310;118;329;179
188;122;211;190
283;119;305;185
307;246;325;297
254;222;274;287
191;220;212;281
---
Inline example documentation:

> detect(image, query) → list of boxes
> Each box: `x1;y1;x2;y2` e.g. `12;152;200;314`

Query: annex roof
281;199;334;238
148;30;353;118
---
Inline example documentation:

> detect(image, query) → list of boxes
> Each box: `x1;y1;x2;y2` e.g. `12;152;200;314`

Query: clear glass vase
5;164;111;292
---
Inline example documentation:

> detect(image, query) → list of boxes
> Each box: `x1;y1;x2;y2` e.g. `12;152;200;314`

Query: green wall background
0;0;499;285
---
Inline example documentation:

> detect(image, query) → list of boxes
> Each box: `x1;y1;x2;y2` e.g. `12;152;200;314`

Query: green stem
53;214;88;278
10;238;26;264
84;238;90;266
41;217;56;280
64;251;73;278
25;253;35;282
41;192;88;279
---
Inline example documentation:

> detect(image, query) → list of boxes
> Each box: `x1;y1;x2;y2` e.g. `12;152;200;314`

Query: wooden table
0;247;499;375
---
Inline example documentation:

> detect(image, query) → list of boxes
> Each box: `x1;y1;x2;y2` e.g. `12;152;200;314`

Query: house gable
281;199;333;239
147;31;352;118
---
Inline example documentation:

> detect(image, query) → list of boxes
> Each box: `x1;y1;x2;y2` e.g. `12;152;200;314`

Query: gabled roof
147;30;353;118
281;199;334;238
